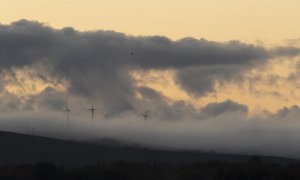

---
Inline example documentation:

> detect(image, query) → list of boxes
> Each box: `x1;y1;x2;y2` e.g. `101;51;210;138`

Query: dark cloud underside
0;20;299;116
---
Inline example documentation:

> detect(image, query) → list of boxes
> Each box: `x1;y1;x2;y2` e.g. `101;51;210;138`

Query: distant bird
130;52;134;55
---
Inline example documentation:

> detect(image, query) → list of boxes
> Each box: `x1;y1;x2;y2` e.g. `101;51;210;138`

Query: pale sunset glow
1;0;300;42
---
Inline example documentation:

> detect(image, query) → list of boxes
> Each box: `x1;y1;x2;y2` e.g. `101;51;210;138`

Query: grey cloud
272;46;300;57
175;65;244;97
26;87;66;111
0;20;57;68
273;105;300;118
128;37;269;69
200;100;248;117
0;92;22;112
2;106;300;158
0;20;299;116
136;88;248;120
136;86;195;120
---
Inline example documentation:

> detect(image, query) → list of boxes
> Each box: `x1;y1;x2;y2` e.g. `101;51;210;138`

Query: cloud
273;105;300;118
200;99;248;117
128;37;269;69
0;19;300;117
0;92;22;112
2;19;300;159
272;46;300;57
175;65;246;97
136;86;197;120
1;104;300;158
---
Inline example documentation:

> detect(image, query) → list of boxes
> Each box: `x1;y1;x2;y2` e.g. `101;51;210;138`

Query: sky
1;0;300;43
1;0;300;158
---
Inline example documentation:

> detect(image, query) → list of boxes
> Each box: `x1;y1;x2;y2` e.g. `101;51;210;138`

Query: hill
0;131;297;165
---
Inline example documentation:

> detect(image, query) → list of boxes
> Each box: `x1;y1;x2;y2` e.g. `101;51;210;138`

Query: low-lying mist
1;109;300;159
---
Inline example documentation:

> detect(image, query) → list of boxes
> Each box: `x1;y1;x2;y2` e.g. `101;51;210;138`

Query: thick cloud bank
0;19;299;116
1;20;300;158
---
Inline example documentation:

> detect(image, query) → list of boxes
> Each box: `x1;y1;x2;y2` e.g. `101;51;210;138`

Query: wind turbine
65;100;71;127
143;110;150;120
89;103;96;131
89;104;96;119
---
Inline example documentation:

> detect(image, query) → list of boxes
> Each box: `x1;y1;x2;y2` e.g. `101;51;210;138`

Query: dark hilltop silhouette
1;131;300;179
0;130;297;165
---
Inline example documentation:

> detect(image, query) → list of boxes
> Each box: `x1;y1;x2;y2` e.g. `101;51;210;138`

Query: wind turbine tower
89;104;96;119
65;100;71;127
89;104;96;131
143;111;149;120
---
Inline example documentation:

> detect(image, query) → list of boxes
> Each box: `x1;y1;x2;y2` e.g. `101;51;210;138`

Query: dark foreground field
1;131;300;179
2;160;300;180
